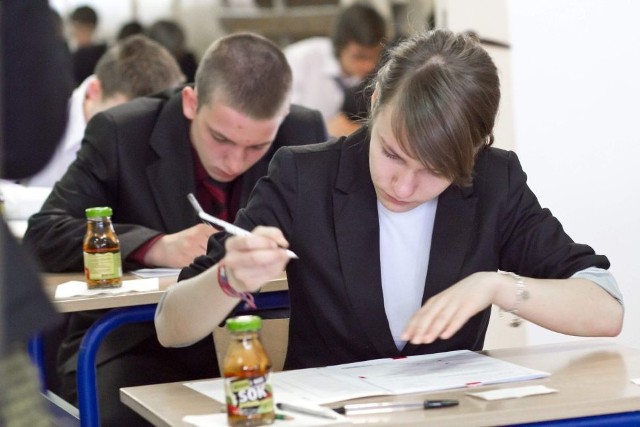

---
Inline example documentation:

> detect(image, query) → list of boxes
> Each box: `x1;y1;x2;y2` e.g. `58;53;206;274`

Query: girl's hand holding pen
222;226;292;293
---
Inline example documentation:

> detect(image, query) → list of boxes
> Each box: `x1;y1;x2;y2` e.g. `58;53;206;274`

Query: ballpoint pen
275;413;294;421
332;399;459;415
276;402;339;420
186;193;298;259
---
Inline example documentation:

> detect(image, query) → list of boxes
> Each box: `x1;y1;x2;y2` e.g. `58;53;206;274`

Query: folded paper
54;278;159;299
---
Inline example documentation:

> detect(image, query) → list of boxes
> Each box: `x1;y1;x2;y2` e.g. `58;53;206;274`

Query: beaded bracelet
498;271;529;327
217;261;256;310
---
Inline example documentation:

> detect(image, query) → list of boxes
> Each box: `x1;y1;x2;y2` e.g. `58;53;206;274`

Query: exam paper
131;268;181;278
54;278;159;299
321;350;549;395
185;350;549;405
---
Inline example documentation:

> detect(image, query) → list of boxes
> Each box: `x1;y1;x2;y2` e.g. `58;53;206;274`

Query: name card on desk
54;278;159;299
185;350;549;405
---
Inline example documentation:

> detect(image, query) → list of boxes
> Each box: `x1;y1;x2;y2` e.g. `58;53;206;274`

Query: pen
276;402;339;420
187;193;298;259
275;413;294;421
332;399;459;415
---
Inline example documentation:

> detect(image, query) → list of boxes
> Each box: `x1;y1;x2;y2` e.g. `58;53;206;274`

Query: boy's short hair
70;6;98;27
195;33;292;119
95;35;184;99
332;3;386;57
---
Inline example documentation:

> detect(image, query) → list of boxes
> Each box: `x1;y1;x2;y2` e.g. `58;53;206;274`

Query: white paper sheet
467;385;557;401
54;278;159;299
185;350;549;406
131;268;181;278
321;350;549;395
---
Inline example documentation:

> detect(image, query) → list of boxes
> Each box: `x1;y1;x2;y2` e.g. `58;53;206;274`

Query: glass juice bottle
83;206;122;289
223;315;275;426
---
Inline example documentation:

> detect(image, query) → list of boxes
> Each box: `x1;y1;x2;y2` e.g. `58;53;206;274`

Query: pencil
275;413;294;420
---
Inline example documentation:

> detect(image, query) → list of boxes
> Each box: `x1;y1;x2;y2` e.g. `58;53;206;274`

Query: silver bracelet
498;271;529;327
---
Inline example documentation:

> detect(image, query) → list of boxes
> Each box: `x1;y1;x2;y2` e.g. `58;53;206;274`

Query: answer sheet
185;350;549;405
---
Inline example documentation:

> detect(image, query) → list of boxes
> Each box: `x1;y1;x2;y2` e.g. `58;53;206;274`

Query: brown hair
195;33;292;119
95;35;184;99
332;3;387;56
369;30;500;187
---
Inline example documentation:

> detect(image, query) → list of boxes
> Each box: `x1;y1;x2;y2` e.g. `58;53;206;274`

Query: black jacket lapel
425;184;477;299
402;184;477;356
146;94;199;232
334;130;399;356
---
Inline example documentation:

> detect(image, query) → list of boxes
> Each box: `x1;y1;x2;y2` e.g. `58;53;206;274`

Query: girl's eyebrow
381;137;404;158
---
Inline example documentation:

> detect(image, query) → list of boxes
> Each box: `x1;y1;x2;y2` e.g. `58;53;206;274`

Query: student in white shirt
284;3;386;136
1;35;184;221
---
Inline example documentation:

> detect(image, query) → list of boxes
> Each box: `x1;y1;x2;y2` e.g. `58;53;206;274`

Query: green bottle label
225;374;274;416
83;251;122;280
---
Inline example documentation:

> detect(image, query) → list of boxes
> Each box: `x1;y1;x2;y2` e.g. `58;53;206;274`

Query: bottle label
83;251;122;280
225;374;273;417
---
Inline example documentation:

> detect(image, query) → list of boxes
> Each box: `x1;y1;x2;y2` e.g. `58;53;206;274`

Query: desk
38;272;288;427
42;272;288;312
121;340;640;426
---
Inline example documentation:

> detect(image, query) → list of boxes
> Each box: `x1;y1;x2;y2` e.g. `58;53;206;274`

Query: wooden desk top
43;272;288;313
121;340;640;427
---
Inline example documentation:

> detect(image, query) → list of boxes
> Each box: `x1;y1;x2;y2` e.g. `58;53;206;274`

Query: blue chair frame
28;331;47;391
518;412;640;426
75;290;290;427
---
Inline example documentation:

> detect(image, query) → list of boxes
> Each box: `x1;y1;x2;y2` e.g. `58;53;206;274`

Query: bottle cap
226;315;262;332
85;206;113;218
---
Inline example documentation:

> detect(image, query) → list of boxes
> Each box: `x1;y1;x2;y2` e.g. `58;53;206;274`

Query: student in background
68;5;108;84
156;30;623;371
24;33;326;426
1;33;184;397
116;20;145;41
147;19;198;83
1;35;184;221
284;3;386;136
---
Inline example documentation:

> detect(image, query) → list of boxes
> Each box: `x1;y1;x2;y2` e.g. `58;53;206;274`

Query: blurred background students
284;3;386;136
116;20;145;41
148;19;199;83
1;35;184;223
24;33;326;426
69;5;108;84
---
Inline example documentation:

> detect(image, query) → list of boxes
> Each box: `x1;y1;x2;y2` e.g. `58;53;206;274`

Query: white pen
186;193;298;259
276;402;339;420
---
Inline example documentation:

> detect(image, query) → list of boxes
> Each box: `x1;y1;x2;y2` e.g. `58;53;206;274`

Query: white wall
435;0;509;44
508;0;640;349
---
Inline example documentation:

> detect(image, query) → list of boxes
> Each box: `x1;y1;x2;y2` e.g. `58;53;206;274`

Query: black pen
332;399;459;415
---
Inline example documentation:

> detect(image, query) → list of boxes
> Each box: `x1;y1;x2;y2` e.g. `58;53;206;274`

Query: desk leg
76;304;156;427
